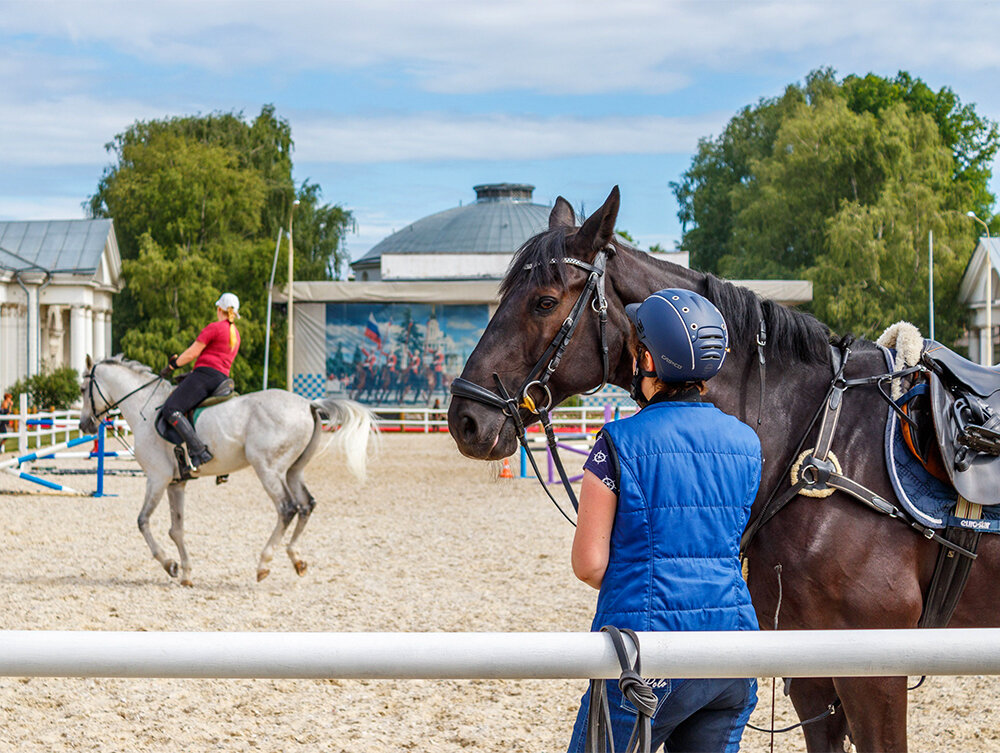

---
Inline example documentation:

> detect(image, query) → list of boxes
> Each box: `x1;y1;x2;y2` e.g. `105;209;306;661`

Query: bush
8;366;80;410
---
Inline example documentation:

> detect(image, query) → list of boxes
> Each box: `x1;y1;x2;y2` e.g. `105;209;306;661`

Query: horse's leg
166;482;194;587
251;468;296;582
786;677;852;752
832;676;908;753
136;475;178;579
284;469;316;576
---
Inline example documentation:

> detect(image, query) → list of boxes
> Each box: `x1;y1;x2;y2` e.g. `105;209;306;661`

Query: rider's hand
160;354;179;379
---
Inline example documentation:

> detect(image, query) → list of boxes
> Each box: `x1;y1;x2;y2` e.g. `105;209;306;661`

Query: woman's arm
174;339;207;368
572;469;618;589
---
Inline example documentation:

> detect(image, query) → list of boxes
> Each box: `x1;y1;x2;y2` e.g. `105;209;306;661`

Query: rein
86;363;162;422
450;245;614;522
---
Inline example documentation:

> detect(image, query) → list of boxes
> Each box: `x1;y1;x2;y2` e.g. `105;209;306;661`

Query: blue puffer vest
594;400;761;633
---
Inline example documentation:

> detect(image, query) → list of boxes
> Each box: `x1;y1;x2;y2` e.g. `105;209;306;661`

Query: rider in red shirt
160;293;241;470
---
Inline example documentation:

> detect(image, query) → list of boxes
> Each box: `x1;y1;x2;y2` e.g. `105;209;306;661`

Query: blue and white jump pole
0;420;121;496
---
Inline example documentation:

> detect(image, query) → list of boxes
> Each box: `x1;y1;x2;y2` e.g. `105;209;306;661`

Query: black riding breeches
162;367;226;415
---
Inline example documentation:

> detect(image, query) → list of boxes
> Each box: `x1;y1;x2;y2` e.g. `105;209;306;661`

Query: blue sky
2;0;998;264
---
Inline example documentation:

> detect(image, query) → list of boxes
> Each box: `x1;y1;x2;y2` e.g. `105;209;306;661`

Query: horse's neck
105;367;168;427
609;246;706;305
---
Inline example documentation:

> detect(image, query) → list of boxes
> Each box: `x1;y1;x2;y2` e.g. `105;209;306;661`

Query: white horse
80;355;376;586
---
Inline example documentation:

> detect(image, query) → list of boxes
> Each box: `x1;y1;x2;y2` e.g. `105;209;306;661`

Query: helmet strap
629;362;658;408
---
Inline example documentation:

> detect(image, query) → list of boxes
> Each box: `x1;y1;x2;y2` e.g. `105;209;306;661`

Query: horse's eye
536;296;558;312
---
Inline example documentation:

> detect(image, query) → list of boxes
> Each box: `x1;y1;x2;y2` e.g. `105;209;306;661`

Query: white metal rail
4;629;1000;680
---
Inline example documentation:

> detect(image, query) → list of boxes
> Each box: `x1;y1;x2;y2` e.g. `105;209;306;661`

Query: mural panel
326;302;489;406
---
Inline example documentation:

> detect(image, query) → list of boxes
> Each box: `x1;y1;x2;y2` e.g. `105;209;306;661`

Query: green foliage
9;366;80;410
671;68;998;344
87;106;353;391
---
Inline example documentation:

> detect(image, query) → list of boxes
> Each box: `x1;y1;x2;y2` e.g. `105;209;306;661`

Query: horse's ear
549;196;576;229
575;186;620;259
85;355;93;370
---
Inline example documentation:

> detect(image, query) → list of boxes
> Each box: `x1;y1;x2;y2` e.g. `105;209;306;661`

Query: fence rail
3;628;1000;680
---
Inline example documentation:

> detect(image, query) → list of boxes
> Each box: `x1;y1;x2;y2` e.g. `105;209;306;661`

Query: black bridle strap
450;246;614;523
87;364;162;422
492;374;577;525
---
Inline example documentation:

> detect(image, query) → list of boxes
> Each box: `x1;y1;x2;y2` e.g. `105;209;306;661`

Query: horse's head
448;186;636;459
78;354;105;434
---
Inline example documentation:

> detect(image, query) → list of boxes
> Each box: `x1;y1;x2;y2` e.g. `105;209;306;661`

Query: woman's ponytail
227;308;238;350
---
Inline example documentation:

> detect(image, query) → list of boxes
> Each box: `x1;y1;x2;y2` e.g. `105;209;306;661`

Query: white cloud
2;1;998;95
0;97;180;166
0;196;90;221
293;112;730;164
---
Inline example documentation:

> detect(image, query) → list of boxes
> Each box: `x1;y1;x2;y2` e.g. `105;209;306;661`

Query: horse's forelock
499;228;571;300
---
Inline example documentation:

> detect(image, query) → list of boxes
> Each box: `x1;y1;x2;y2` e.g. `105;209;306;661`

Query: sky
2;0;999;265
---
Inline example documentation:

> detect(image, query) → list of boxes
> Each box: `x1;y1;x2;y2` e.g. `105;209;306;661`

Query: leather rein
86;363;162;423
450;245;614;524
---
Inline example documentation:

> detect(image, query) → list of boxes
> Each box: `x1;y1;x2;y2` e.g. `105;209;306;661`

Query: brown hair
628;329;706;398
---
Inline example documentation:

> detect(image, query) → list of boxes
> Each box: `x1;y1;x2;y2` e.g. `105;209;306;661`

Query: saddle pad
880;346;1000;534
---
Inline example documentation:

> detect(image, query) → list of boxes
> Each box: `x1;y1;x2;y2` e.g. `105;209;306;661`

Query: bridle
84;362;162;425
450;244;615;523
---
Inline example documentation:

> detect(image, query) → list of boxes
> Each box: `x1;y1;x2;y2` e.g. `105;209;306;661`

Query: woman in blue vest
568;289;761;753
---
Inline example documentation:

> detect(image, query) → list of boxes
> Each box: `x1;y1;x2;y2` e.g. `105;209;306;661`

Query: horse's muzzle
447;397;518;460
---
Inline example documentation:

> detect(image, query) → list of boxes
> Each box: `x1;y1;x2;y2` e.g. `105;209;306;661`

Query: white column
105;313;113;357
25;286;39;378
93;310;106;361
982;325;993;367
70;306;88;376
0;305;13;390
84;307;94;364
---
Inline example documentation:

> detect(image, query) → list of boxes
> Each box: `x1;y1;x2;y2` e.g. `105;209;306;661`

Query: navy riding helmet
625;289;729;382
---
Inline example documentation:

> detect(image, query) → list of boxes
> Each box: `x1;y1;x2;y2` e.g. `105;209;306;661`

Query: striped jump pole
1;433;97;496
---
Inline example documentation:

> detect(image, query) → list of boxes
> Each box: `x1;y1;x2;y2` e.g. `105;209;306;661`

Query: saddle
154;377;237;446
906;341;1000;505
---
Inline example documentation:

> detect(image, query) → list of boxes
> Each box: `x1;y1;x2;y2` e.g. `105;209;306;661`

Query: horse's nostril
460;413;478;441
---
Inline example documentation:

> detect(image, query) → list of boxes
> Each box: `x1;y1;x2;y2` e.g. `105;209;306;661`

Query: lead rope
585;627;657;753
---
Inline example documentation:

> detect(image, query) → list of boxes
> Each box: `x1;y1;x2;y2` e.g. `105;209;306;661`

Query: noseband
450;245;614;523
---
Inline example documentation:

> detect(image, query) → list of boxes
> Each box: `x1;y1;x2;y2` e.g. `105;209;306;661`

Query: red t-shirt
195;320;241;375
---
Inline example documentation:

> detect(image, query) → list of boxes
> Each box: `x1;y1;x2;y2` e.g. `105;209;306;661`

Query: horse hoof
294;561;308;576
180;579;193;588
257;569;270;582
165;560;179;578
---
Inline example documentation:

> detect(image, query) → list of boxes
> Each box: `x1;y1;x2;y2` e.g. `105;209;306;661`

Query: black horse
447;186;1000;752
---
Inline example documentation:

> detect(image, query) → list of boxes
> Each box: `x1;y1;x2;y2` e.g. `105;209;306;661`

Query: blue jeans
567;677;757;753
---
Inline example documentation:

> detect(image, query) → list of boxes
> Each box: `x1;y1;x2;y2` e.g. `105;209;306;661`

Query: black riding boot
167;410;213;469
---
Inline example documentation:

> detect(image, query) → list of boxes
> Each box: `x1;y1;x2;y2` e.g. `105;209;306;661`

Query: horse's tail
308;398;378;483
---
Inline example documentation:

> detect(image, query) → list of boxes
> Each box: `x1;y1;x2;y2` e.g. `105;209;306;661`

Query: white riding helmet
215;292;240;318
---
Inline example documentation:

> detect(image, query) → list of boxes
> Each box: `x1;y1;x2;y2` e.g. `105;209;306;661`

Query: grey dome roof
353;184;550;267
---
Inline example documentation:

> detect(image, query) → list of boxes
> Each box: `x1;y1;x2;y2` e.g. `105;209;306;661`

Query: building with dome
275;183;810;405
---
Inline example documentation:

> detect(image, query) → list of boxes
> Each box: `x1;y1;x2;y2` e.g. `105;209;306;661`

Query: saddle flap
930;374;1000;505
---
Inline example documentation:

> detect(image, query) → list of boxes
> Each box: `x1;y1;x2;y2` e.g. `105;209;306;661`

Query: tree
88;106;354;390
671;69;998;342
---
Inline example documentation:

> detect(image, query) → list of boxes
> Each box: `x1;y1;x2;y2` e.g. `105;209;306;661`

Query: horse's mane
101;353;156;377
499;228;571;300
703;276;832;364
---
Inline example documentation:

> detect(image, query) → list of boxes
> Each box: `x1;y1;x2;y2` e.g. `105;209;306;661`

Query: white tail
313;398;378;483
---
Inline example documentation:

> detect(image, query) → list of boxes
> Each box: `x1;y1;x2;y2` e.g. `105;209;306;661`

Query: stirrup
173;445;193;481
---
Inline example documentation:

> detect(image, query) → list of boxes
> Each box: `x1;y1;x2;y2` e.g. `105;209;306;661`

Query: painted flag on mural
364;313;382;349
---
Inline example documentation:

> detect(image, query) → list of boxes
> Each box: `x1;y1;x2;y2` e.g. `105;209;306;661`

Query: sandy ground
1;432;999;752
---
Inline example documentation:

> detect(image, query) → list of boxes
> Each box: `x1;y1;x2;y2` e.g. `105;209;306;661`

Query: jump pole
0;420;120;496
4;629;1000;680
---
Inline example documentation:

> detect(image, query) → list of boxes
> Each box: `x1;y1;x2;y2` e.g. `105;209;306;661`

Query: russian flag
364;313;382;348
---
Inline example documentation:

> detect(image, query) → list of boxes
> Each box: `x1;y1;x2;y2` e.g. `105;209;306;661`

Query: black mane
500;227;835;365
704;275;832;364
499;228;571;299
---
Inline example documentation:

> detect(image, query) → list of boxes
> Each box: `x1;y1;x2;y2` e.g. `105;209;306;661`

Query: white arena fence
3;628;1000;680
371;404;636;434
